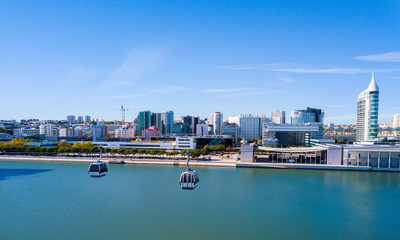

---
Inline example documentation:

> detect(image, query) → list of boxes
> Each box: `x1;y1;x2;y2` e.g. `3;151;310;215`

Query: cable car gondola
179;152;199;189
88;147;108;177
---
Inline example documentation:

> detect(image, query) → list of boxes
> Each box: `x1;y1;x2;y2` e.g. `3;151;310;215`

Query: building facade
271;110;286;124
229;114;265;140
291;107;324;139
138;111;151;134
210;112;223;135
356;73;379;141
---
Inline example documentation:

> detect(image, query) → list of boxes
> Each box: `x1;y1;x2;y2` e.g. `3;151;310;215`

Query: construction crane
120;105;129;124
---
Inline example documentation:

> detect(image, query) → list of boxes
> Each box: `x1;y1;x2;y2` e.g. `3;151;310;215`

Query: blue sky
1;0;399;124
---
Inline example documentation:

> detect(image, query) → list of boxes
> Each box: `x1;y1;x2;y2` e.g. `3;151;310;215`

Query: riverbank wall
1;155;400;172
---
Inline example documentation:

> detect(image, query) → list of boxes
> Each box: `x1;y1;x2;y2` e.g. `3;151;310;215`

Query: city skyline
1;1;400;124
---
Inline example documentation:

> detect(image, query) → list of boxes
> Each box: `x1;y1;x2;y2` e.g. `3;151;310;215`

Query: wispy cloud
222;63;400;74
273;68;364;74
279;77;295;83
354;51;400;62
102;48;164;88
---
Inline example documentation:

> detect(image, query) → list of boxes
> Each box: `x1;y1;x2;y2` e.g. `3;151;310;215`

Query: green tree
57;141;71;148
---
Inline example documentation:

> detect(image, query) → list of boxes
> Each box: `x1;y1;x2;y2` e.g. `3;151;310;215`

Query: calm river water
1;160;400;240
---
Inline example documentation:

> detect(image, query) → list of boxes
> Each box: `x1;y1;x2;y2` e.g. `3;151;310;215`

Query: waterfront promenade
2;155;400;172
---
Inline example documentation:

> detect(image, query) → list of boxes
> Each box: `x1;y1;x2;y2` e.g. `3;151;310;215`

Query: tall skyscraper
151;113;163;133
162;110;174;134
356;73;379;141
210;112;223;135
228;114;265;140
271;111;286;124
137;111;151;134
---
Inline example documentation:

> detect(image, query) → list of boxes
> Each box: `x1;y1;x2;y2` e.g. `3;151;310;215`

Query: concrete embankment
237;162;400;172
2;155;400;172
0;155;236;168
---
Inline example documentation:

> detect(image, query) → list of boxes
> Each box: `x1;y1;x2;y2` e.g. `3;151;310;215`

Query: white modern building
356;73;379;141
39;124;54;136
271;111;286;124
262;122;321;147
93;137;195;150
210;112;223;135
229;114;266;140
196;124;208;136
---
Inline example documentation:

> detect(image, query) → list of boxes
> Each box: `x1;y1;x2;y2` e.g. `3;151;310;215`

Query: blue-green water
1;161;400;240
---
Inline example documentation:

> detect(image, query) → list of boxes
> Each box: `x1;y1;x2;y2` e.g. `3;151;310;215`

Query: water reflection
0;168;53;181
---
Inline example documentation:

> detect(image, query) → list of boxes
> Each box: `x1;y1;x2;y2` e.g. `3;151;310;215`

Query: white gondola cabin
179;151;199;189
180;169;199;189
88;147;108;177
88;162;108;177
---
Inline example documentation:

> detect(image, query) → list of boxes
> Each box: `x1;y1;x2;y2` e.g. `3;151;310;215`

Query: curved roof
367;72;379;92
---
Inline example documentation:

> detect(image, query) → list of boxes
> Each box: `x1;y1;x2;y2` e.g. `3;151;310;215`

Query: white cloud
273;68;364;74
279;77;295;83
354;51;400;62
102;48;163;88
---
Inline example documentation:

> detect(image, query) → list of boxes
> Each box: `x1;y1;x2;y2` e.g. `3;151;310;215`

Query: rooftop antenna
120;106;129;124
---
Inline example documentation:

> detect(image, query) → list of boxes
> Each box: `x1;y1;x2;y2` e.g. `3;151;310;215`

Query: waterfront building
271;111;286;124
182;115;200;135
171;123;191;135
138;111;151;134
222;123;238;140
262;123;321;147
93;136;195;150
228;114;265;140
196;124;208;136
356;73;379;141
291;108;324;124
210;112;223;135
161;110;174;134
66;115;76;124
291;107;324;139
